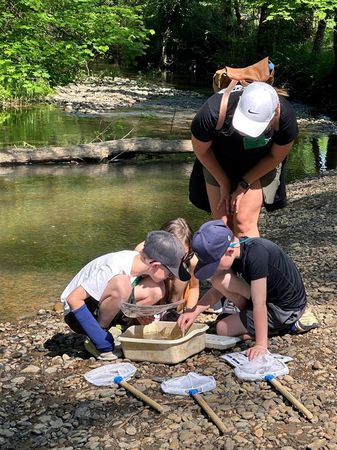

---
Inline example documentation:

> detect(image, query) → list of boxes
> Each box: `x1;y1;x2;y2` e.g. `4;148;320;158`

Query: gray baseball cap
143;230;191;281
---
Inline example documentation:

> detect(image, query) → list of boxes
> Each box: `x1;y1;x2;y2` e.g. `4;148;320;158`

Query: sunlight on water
0;131;336;322
0;163;208;322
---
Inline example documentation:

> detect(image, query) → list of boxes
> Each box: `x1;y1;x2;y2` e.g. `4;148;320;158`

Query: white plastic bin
118;321;208;364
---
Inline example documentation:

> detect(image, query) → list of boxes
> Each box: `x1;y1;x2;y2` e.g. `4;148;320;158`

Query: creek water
0;163;209;322
1;76;337;322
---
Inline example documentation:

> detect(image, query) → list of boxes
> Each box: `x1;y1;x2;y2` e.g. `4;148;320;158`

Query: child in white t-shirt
61;230;190;359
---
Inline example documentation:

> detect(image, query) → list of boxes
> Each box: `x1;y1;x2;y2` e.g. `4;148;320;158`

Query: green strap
131;276;143;288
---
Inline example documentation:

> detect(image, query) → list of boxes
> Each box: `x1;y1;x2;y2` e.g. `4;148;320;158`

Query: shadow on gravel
265;187;335;249
44;332;90;359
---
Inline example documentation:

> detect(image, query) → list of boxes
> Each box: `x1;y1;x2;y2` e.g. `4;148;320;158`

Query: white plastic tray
205;334;242;350
118;321;208;364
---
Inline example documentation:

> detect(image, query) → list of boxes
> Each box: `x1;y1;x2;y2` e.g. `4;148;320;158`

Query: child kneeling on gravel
178;219;319;360
61;230;190;360
135;218;200;319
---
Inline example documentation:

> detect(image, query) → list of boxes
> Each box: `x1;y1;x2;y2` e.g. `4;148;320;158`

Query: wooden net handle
118;380;164;413
267;378;314;421
192;393;226;434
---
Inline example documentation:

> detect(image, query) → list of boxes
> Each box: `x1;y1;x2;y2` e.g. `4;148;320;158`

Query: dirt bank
0;171;336;449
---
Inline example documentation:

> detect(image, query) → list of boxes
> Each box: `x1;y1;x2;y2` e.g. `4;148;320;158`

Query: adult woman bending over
190;82;298;237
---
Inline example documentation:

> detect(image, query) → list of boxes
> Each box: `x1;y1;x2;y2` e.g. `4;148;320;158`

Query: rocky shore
50;76;206;115
49;76;337;136
1;171;336;450
2;76;337;166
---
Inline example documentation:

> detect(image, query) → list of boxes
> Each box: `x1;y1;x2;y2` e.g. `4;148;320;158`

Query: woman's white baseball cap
232;82;279;138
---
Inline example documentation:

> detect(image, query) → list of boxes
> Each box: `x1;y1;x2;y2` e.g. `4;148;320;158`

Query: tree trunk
233;0;242;33
334;9;337;71
221;0;235;56
159;1;184;68
160;28;173;68
312;19;326;55
256;4;275;58
0;138;193;166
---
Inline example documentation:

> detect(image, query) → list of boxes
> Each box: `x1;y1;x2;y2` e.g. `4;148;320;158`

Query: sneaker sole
293;306;320;333
84;338;118;361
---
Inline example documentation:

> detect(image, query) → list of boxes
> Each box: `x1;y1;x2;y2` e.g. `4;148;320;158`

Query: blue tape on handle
114;376;123;383
188;389;199;396
264;374;275;382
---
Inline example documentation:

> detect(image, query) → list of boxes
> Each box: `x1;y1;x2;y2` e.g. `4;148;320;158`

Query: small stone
240;411;255;420
112;428;125;439
51;356;63;366
54;302;64;312
125;426;137;436
307;439;327;449
321;347;333;355
312;361;323;370
179;430;195;443
45;367;58;374
254;427;264;438
21;365;40;374
11;377;26;384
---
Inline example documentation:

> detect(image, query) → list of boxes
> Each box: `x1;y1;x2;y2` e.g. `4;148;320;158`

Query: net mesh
161;372;216;396
84;363;137;386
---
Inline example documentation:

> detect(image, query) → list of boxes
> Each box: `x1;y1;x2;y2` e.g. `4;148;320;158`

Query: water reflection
0;105;194;149
0;148;336;323
0;163;208;322
326;135;337;169
286;132;337;181
1;105;337;179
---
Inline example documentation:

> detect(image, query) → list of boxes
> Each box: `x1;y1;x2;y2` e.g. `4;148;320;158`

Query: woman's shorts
239;302;307;336
203;163;282;205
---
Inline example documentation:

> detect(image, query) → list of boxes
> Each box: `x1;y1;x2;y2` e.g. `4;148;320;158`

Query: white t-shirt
61;250;138;315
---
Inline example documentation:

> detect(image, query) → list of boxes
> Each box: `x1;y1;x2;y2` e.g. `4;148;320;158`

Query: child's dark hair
160;218;194;265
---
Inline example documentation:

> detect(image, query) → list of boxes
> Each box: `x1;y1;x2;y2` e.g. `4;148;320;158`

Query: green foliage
1;0;336;103
273;43;334;96
0;0;152;101
256;0;337;23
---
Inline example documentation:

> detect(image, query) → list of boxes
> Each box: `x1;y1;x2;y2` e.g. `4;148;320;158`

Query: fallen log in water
0;138;193;165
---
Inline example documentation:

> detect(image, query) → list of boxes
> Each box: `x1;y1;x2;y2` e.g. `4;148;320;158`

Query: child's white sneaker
207;297;240;314
84;337;121;360
289;305;320;334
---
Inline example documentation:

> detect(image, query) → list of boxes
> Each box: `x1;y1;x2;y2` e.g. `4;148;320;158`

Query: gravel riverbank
50;76;206;115
1;171;336;450
50;76;337;136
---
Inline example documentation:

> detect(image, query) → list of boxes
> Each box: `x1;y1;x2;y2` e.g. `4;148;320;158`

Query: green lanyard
243;135;269;150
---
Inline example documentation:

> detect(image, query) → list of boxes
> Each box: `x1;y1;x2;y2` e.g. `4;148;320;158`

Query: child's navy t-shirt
232;238;306;310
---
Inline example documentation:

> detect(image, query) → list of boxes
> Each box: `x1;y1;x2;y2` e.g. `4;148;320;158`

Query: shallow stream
1;75;337;322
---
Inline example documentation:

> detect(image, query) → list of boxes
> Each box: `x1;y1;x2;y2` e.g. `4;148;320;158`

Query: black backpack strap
215;79;238;131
